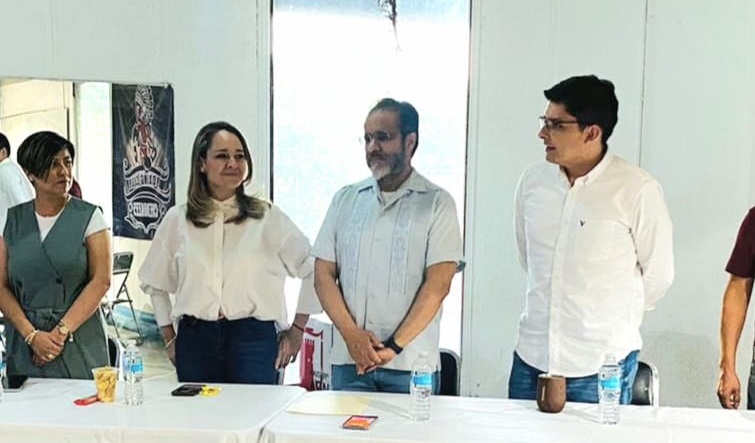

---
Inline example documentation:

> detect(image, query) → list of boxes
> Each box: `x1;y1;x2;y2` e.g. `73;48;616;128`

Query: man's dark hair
544;75;618;152
0;132;10;157
368;98;420;154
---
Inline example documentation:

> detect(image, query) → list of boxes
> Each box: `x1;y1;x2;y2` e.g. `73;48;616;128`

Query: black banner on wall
112;84;175;240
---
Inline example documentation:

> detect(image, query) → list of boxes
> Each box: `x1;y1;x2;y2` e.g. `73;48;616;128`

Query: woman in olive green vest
0;131;111;379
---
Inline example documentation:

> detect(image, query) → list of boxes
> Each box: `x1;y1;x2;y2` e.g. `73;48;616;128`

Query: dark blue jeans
332;364;440;394
508;350;639;404
176;315;278;384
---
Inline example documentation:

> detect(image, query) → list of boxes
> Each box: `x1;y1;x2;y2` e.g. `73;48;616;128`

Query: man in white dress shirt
313;98;463;393
510;75;674;403
0;132;34;233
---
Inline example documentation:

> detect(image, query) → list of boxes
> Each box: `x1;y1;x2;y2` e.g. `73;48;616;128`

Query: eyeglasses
538;116;581;131
361;130;396;146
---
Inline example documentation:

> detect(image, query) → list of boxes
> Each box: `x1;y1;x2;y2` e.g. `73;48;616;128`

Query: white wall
3;0;754;407
464;0;755;407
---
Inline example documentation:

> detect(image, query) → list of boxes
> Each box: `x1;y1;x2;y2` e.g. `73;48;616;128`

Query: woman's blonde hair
186;121;268;227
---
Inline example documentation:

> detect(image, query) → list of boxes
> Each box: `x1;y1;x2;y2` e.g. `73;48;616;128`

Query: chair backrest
439;348;460;396
113;252;134;275
631;360;659;406
107;252;134;302
107;335;122;368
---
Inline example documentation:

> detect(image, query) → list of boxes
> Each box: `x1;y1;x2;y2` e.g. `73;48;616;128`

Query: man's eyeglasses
361;131;396;145
538;116;581;131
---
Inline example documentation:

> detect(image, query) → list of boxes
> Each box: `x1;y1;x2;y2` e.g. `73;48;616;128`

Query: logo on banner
121;85;171;236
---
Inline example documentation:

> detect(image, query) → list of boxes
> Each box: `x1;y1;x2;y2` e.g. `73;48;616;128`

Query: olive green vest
4;199;108;379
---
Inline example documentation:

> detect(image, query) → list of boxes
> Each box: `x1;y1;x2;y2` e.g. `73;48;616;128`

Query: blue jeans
176;315;278;384
508;350;639;404
332;364;440;394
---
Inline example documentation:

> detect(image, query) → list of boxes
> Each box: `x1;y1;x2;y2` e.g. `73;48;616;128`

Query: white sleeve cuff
147;289;173;327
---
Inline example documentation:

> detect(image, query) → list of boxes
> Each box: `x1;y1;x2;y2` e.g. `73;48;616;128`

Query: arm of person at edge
276;313;310;370
276;264;320;370
634;182;675;310
151;296;175;366
140;209;180;366
0;237;65;364
717;275;752;409
513;171;528;272
371;261;457;368
273;211;323;370
314;258;383;375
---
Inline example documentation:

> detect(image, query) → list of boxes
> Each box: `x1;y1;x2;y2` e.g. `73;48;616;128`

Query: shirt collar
561;152;614;187
357;169;430;194
211;196;240;220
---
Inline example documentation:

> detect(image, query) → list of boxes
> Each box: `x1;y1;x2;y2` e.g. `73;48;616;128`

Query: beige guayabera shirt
313;171;463;371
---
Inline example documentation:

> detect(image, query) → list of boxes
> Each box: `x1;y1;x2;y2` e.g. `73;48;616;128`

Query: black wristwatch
382;335;403;355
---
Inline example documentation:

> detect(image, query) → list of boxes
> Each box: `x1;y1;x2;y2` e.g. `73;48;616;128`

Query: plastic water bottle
598;353;622;424
121;344;132;400
410;352;433;421
123;342;144;405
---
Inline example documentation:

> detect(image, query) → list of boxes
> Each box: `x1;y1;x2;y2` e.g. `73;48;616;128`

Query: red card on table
341;415;378;430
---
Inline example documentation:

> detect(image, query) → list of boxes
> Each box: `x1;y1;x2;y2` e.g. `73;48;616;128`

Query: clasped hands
343;328;397;374
30;329;67;367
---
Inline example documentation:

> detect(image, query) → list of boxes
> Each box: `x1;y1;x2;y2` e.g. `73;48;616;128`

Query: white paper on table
286;392;370;415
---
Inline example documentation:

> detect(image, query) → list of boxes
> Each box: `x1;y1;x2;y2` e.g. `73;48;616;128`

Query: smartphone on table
171;384;205;397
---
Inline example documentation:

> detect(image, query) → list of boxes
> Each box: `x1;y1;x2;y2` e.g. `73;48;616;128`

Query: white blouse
138;198;321;329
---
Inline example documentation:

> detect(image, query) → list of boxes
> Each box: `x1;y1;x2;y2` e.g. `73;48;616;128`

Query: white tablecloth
260;391;755;443
0;378;305;443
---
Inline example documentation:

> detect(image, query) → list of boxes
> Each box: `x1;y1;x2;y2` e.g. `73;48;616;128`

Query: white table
0;378;305;443
260;391;755;443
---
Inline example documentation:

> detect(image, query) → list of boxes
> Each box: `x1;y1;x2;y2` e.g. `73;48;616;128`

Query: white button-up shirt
313;171;463;371
514;154;674;377
0;158;34;234
139;198;321;329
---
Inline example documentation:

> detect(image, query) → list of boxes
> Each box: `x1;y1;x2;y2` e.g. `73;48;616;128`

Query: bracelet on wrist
291;323;306;333
57;320;74;342
24;329;39;346
164;336;177;348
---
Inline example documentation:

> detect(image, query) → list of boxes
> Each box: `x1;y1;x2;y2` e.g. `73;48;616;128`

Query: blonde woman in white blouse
139;121;320;384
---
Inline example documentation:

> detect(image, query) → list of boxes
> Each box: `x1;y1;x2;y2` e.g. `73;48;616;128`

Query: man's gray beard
368;151;405;182
370;162;390;181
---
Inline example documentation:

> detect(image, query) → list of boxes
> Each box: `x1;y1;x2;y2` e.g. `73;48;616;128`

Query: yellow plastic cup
92;366;117;403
